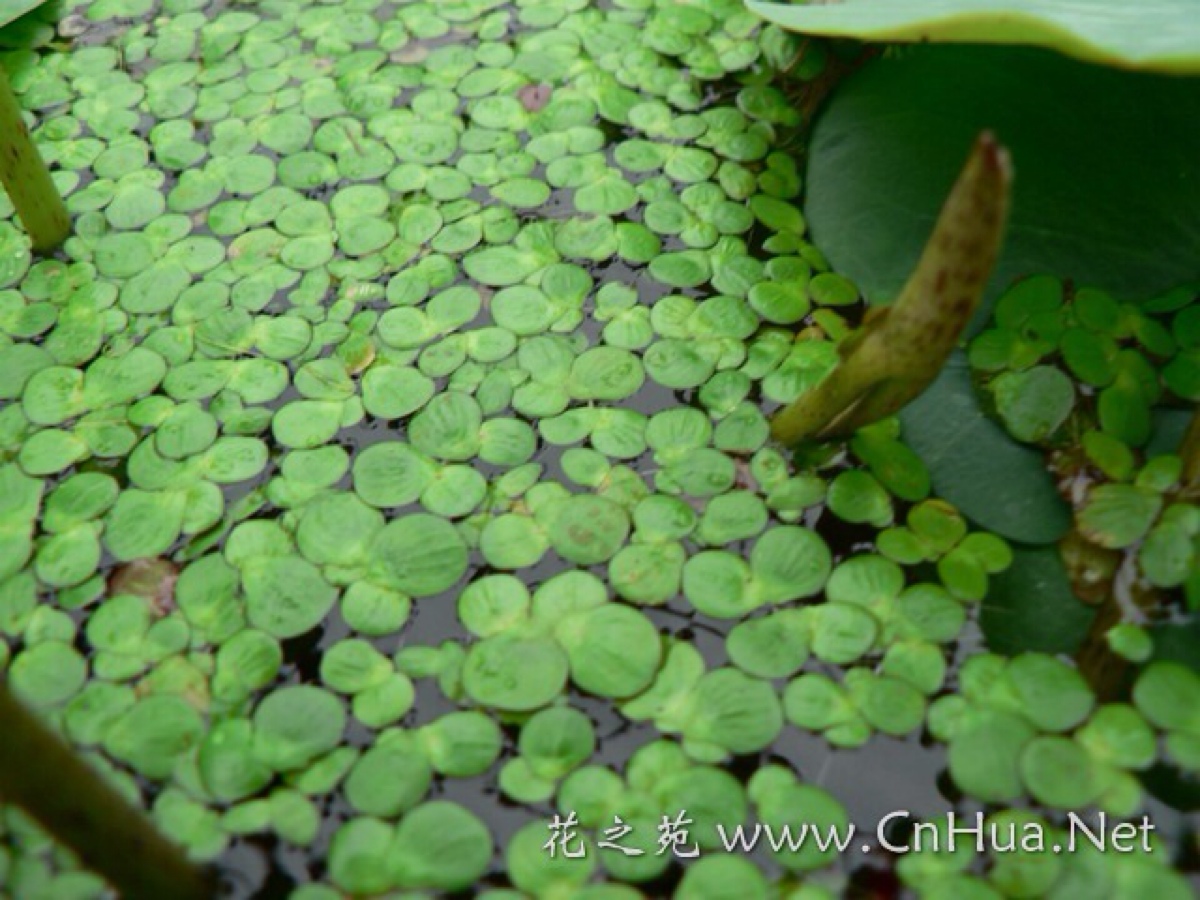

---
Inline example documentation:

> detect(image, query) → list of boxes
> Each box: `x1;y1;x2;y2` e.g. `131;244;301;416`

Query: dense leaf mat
0;1;1194;898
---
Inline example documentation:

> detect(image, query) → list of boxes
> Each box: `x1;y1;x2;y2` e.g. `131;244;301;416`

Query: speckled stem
770;132;1012;445
0;67;70;253
0;680;214;900
1180;406;1200;491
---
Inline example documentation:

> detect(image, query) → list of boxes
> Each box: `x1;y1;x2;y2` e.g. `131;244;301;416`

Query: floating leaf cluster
0;0;1194;897
969;276;1200;605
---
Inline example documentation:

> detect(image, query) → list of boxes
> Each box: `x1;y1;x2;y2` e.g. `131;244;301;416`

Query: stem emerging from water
0;67;70;253
0;680;214;900
1180;406;1200;492
771;131;1012;445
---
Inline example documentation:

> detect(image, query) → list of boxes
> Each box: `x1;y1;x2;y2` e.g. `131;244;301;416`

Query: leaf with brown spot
518;83;552;112
109;558;180;615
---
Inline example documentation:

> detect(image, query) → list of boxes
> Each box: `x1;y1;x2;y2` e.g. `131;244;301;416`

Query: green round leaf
9;641;87;707
1133;661;1200;733
243;556;336;639
1019;735;1102;809
948;710;1036;803
369;514;468;597
253;686;346;772
345;737;433;818
462;634;569;712
557;605;662;699
727;610;811;679
683;668;783;756
388;802;492;891
542;495;631;565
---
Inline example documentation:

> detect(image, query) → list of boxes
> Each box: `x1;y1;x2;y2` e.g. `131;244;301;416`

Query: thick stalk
771;131;1012;445
1180;406;1200;492
1066;405;1200;696
0;66;69;252
1071;551;1169;700
0;680;213;900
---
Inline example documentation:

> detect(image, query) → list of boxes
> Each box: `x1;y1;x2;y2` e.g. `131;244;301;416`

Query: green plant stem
0;66;70;253
0;679;214;900
1066;532;1167;700
1072;576;1130;701
1181;406;1200;491
1067;409;1200;697
770;131;1012;445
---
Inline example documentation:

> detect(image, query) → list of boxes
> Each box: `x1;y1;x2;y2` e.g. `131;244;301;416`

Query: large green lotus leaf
748;0;1200;74
981;546;1094;655
1150;621;1200;670
0;0;46;29
900;354;1070;544
804;47;1200;323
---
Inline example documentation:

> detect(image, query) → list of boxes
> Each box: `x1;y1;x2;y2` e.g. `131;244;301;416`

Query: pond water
0;0;1197;898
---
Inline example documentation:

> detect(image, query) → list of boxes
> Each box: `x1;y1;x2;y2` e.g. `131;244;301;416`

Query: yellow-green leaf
748;0;1200;74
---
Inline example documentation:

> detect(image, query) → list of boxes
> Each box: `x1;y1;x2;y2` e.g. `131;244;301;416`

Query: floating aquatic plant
0;0;1195;897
